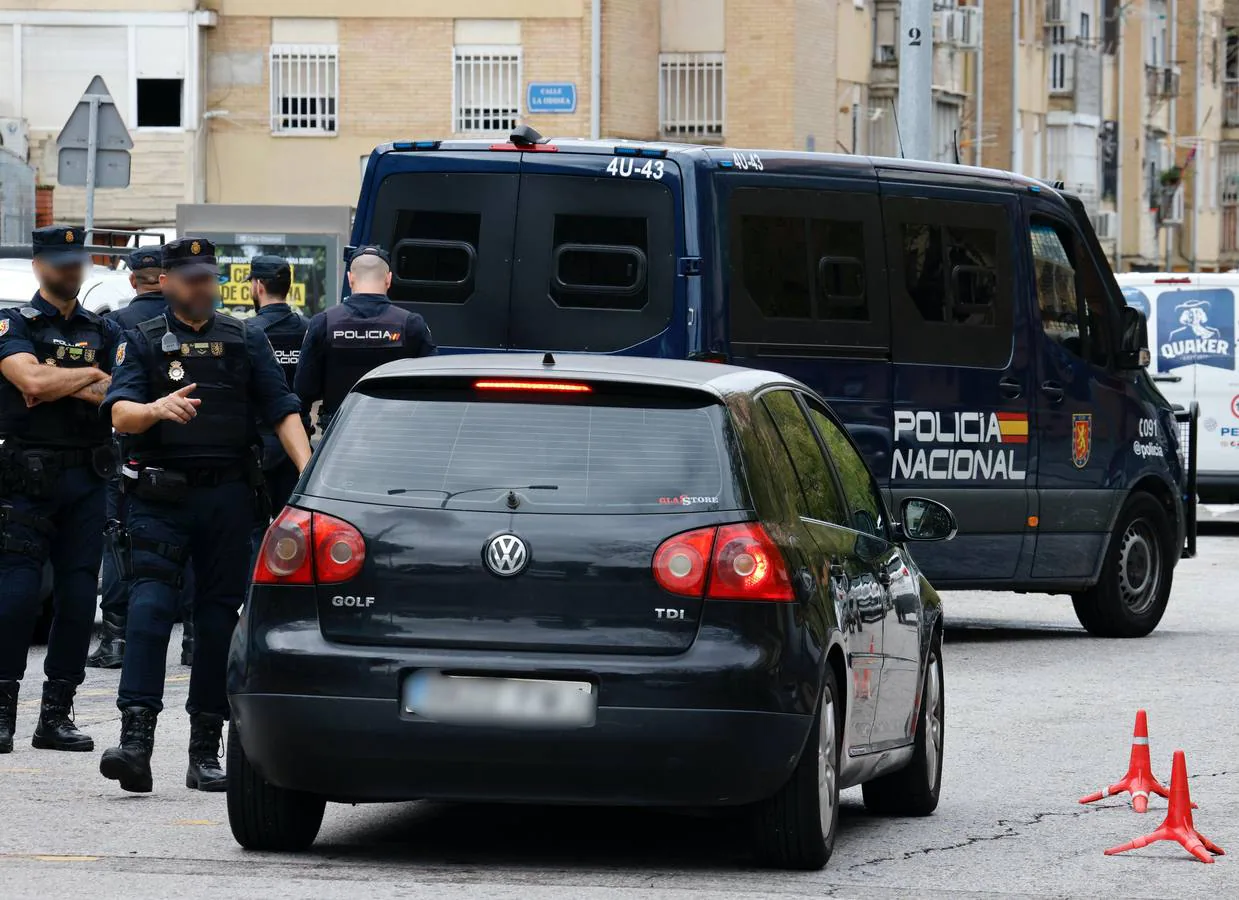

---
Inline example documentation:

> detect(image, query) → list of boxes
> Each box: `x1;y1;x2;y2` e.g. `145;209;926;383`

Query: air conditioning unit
0;117;29;161
877;43;897;65
1045;0;1068;25
1092;210;1118;240
938;8;981;50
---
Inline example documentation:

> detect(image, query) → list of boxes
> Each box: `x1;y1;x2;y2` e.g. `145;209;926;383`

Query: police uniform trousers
118;474;251;717
100;477;196;633
0;460;105;685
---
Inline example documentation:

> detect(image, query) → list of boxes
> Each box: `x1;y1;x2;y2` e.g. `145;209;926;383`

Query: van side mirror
1117;306;1152;370
897;497;957;542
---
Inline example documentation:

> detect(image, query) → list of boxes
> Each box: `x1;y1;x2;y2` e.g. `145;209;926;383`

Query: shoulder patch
0;319;8;337
115;342;126;366
19;306;40;320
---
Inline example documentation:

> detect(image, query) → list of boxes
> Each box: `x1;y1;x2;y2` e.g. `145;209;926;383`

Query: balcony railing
1146;65;1181;100
1226;78;1239;127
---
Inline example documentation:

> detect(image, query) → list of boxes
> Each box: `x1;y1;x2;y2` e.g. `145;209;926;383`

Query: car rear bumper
230;692;811;806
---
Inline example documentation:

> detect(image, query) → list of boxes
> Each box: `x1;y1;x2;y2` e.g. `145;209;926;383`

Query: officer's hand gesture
149;384;201;425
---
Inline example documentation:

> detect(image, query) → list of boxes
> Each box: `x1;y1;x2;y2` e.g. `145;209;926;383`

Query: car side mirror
1117;306;1152;370
897;497;958;542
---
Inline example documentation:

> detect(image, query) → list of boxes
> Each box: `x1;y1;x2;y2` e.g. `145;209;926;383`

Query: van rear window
305;389;744;514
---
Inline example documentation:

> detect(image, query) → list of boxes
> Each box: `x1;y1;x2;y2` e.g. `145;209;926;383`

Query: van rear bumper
230;693;811;806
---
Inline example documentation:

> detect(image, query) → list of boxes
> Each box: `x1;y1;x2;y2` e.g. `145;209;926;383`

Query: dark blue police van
350;127;1196;638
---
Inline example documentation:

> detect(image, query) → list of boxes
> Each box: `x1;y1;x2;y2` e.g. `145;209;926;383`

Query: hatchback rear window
305;388;745;514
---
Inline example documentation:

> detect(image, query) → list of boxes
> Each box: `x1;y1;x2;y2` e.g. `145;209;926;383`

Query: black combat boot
186;712;226;791
86;613;126;669
32;680;94;751
100;707;157;793
0;681;18;754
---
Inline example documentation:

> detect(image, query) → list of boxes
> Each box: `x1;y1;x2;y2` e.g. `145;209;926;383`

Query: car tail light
474;380;592;393
254;508;365;585
652;527;716;597
651;523;795;602
708;524;795;601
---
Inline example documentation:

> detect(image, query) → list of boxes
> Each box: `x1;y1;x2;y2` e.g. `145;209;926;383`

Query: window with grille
453;46;521;134
659;53;724;140
270;44;338;135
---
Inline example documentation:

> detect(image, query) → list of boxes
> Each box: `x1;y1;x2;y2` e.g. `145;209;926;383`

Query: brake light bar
489;143;559;152
474;380;592;393
1154;277;1191;284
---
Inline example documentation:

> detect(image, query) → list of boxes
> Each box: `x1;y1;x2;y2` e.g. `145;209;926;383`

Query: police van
1115;272;1235;502
349;128;1195;638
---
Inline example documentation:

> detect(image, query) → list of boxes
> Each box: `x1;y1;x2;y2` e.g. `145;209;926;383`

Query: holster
122;466;189;504
104;518;132;579
12;450;57;499
92;442;119;480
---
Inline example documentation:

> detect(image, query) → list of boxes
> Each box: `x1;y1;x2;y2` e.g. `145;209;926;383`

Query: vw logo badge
485;534;529;577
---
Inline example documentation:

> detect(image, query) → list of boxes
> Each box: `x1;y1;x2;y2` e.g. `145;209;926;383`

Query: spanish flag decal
996;412;1029;444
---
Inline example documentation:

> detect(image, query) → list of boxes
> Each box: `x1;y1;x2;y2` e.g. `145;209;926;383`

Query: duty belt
1;441;94;468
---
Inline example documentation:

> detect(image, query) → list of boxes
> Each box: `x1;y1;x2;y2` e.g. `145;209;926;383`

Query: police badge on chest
169;360;185;382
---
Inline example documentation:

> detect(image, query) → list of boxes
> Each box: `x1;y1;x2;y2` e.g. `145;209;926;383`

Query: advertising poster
211;238;332;319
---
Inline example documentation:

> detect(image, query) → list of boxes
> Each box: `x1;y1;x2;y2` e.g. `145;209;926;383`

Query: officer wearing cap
90;247;196;670
246;255;309;552
99;237;311;794
294;245;435;435
0;225;123;756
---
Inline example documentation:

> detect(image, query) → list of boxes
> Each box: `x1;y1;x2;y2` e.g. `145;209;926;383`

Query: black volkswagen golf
227;354;955;870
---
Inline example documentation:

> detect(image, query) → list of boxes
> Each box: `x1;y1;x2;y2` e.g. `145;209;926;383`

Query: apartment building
0;0;214;228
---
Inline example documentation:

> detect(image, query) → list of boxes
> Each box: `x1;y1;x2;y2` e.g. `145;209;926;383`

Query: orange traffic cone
1104;750;1224;864
1080;709;1189;813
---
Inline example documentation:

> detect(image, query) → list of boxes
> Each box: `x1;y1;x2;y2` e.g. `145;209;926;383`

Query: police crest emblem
190;241;201;255
210;342;224;357
168;360;185;382
115;342;126;366
65;230;75;243
1072;413;1092;469
0;319;9;336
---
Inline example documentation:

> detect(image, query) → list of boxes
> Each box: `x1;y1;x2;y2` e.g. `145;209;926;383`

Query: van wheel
1072;493;1173;638
226;725;326;851
861;635;944;816
750;667;840;870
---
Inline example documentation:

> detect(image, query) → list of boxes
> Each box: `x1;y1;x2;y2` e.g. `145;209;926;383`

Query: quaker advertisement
1156;288;1235;372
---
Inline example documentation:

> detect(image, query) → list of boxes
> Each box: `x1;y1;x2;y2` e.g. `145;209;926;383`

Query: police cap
32;225;89;266
128;247;163;272
163;237;222;280
349;245;390;267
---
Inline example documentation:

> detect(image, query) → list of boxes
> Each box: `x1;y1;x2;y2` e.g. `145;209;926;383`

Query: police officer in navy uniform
90;248;196;670
99;237;311;793
0;225;122;755
294;245;435;434
245;255;309;553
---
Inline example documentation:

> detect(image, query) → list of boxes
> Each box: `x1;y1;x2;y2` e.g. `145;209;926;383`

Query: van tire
1072;493;1173;638
227;725;326;851
861;634;943;816
750;667;840;870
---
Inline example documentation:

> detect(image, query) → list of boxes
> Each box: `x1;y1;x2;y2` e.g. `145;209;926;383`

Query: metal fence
0;149;35;246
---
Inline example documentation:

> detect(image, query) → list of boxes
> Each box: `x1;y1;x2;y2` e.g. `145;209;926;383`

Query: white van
0;258;134;314
1116;272;1239;501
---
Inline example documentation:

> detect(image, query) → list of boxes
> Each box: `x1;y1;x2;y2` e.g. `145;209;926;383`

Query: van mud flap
1175;401;1199;558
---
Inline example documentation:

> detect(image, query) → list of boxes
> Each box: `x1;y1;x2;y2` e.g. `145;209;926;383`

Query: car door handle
998;377;1023;400
1152;374;1182;383
1040;381;1065;404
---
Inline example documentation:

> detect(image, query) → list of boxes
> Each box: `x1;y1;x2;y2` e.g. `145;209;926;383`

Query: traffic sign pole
83;96;100;243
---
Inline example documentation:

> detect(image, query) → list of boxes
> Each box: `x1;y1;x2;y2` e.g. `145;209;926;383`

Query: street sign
527;83;577;114
54;76;133;240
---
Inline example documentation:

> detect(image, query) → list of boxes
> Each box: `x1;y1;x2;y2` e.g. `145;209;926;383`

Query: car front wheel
226;724;326;852
750;666;840;870
861;636;944;816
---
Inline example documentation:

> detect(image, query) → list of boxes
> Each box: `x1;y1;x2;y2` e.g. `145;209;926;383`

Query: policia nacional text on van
351;128;1191;638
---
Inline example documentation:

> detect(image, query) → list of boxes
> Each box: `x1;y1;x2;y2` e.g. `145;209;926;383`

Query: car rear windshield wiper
386;484;559;509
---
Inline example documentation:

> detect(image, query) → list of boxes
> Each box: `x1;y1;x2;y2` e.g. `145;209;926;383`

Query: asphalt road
2;535;1238;899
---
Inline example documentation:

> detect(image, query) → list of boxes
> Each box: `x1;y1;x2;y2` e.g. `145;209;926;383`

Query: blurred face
33;258;85;303
161;269;220;321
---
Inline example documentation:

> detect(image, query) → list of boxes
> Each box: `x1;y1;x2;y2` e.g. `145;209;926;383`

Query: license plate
403;671;596;728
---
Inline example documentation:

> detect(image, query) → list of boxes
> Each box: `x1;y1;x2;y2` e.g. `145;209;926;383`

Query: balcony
1146;65;1181;100
1226;78;1239;127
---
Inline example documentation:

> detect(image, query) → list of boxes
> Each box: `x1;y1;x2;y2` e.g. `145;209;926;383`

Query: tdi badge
168;360;185;382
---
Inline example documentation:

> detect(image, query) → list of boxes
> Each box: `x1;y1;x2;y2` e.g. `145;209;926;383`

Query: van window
1030;218;1112;367
884;196;1015;368
727;186;889;356
761;390;847;525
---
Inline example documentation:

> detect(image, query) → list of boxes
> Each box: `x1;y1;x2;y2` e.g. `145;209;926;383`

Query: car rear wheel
861;636;944;816
226;725;326;852
1071;493;1173;638
750;667;840;870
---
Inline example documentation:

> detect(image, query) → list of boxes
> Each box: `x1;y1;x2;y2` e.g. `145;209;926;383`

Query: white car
0;258;134;314
1116;272;1239;501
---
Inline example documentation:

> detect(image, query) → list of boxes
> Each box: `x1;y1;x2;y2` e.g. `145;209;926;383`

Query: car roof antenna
542;352;555;366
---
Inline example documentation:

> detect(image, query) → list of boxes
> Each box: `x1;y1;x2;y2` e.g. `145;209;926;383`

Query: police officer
90;248;196;670
245;255;309;554
0;225;122;755
294;246;435;434
99;237;311;793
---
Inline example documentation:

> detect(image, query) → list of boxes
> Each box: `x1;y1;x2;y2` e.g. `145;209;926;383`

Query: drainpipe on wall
1166;0;1178;271
1012;0;1022;172
976;0;985;167
1192;3;1202;269
1116;4;1125;270
590;0;601;140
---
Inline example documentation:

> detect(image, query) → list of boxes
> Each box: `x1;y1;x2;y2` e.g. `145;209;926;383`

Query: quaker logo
1158;289;1234;372
1072;413;1092;469
1121;287;1151;321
